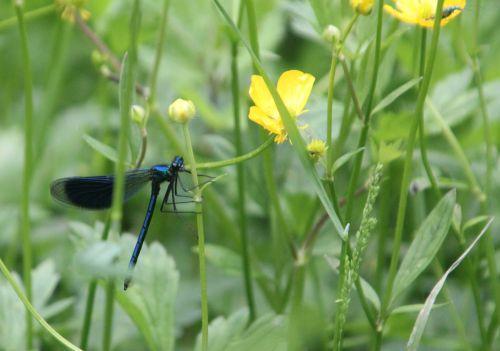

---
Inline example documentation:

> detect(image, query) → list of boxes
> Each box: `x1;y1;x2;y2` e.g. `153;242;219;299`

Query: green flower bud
131;105;146;125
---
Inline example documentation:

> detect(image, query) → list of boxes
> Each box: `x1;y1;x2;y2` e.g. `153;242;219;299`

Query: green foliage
1;0;500;349
391;190;456;305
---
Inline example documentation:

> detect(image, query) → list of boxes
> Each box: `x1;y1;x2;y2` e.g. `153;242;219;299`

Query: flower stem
0;3;55;32
344;0;384;222
14;2;34;348
230;32;257;320
326;14;359;175
189;136;273;170
378;0;446;345
0;258;82;351
416;28;441;201
182;123;209;351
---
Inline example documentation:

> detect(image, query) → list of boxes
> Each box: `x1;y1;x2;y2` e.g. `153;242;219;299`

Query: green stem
189;136;273;170
80;218;111;348
182;123;209;351
34;21;73;165
0;258;82;351
416;28;441;201
148;0;171;106
230;35;256;320
15;2;34;348
326;14;359;174
102;283;115;351
105;2;141;350
0;3;55;31
243;0;260;59
344;0;384;222
379;0;447;344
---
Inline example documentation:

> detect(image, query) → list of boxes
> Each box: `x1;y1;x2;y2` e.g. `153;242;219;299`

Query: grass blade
406;218;494;351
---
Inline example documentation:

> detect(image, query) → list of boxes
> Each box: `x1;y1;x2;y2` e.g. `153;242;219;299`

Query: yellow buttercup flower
248;70;315;144
350;0;374;15
384;0;466;28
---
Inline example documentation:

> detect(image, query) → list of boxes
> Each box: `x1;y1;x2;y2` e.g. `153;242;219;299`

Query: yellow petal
249;75;279;119
277;70;315;117
248;106;283;136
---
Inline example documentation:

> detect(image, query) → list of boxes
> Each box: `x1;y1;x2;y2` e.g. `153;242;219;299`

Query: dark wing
50;169;152;210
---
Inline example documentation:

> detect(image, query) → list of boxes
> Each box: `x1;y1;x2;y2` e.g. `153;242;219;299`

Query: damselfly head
171;156;184;171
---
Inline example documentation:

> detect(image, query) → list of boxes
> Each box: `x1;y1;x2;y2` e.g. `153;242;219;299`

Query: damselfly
51;156;201;289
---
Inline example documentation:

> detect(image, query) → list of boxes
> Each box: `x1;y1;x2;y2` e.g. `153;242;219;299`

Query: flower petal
248;106;283;136
277;70;315;117
249;75;278;119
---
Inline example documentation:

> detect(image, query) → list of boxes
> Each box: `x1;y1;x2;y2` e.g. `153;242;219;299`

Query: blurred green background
1;0;500;350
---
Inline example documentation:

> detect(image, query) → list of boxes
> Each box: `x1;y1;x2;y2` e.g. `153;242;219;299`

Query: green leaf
371;77;421;116
202;244;243;276
391;190;456;305
391;303;447;315
358;277;381;312
194;309;249;351
115;236;179;351
226;314;287;351
463;215;490;233
83;134;132;166
331;148;364;175
406;218;493;351
211;0;345;240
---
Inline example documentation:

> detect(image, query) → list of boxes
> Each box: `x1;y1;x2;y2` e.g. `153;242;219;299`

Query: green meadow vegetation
1;0;499;350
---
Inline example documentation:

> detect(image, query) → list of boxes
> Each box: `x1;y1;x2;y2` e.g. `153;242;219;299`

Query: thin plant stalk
326;13;359;174
182;124;209;351
105;2;141;350
148;0;171;106
416;28;440;200
0;3;55;31
14;2;34;348
0;258;82;351
378;1;446;347
230;33;257;320
80;218;111;348
472;0;500;332
344;0;384;222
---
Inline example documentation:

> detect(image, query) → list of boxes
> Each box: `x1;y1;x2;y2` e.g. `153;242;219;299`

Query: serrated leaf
371;77;421;116
194;309;249;351
331;148;364;175
202;244;242;276
391;190;456;305
115;235;179;351
226;314;287;351
406;218;493;351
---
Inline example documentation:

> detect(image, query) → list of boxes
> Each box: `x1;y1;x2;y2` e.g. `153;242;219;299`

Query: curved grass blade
211;0;345;239
50;169;152;210
406;218;493;351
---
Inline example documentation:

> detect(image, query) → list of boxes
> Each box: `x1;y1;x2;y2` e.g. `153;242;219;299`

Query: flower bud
307;139;328;162
168;98;196;124
131;105;146;125
322;25;341;44
350;0;374;15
